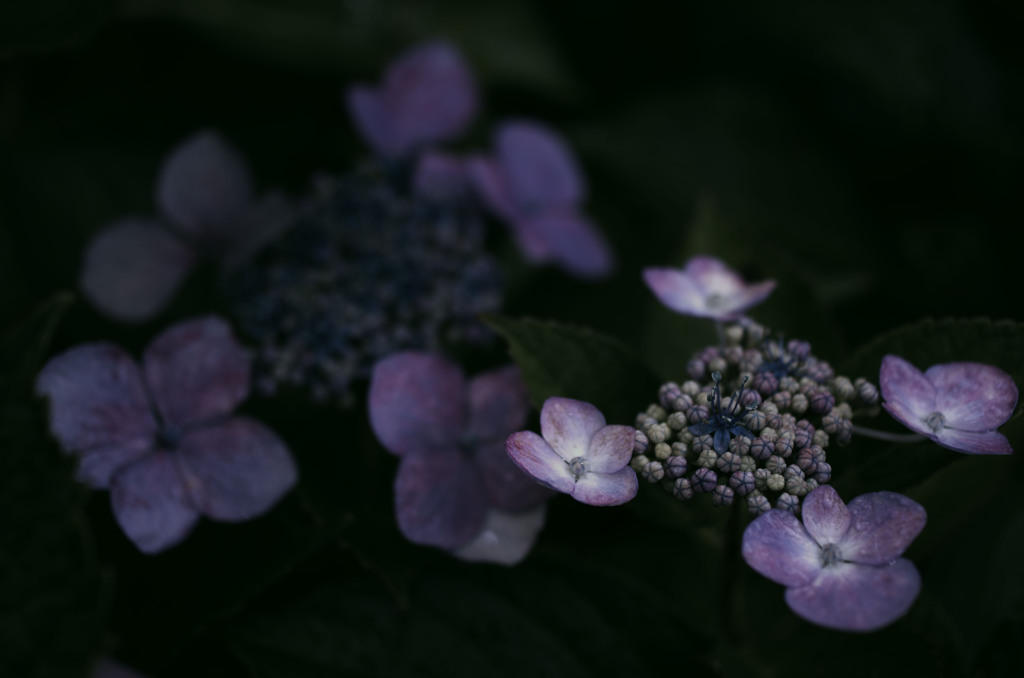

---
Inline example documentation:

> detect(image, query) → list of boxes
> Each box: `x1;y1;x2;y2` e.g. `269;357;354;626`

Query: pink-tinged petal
838;491;926;565
539;397;606;461
35;343;157;461
465;155;519;222
683;256;746;297
220;191;295;272
495;121;585;208
517;211;615;279
452;506;546;566
643;267;707;317
801;485;851;548
585;425;635;473
109;452;199;554
741;509;821;587
880;355;936;421
175;417;297;521
465;365;530;443
393;448;488;549
346;86;398;157
880;400;933;437
412;152;468;200
785;559;921;632
382;41;478;156
142;316;251;428
504;430;575;494
75;439;153;490
925;362;1019;431
155;131;254;241
368;352;466;456
475;440;554;512
932;427;1013;455
79;218;197;323
571;467;638;506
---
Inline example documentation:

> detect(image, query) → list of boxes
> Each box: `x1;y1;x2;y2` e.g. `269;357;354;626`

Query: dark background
2;1;1022;677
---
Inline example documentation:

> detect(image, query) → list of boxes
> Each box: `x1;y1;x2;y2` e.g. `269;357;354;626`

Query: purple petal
838;491;927;565
142;316;251;429
465;155;518;222
35;343;157;487
475;440;554;512
175;417;297;521
155;131;254;241
880;400;933;437
346;86;398;157
785;559;921;632
585;425;635;473
393;448;488;549
79;218;196;323
932;427;1014;455
879;355;936;422
368;352;466;456
504;430;575;494
75;439;154;490
516;211;615;279
720;279;776;316
683;256;746;296
925;362;1019;431
109;451;199;554
801;485;851;547
412;152;468;200
539;397;606;461
465;365;530;443
220;191;295;272
741;509;821;587
495;121;585;209
452;506;546;566
643;267;708;317
572;467;638;506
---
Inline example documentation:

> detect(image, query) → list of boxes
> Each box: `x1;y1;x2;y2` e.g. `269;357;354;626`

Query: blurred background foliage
2;0;1022;676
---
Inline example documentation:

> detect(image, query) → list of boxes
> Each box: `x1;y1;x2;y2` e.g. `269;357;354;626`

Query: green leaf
483;314;660;424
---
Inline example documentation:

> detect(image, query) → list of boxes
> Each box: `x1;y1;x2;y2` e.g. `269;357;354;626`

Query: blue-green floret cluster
631;322;880;516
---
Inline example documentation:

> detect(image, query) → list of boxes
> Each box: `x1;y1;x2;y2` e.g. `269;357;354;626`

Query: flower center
924;411;946;432
157;424;183;450
567;456;588;480
820;542;843;567
705;293;727;310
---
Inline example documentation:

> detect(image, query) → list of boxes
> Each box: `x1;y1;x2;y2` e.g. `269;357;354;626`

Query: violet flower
643;255;775;321
346;41;478;158
880;355;1018;455
466;120;615;279
368;352;552;565
742;484;926;632
80;131;292;323
35;316;298;554
505;397;638;506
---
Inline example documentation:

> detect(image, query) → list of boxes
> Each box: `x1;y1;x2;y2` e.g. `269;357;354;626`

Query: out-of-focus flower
880;355;1017;455
643;255;775;321
467;120;615;279
346;41;478;158
742;484;926;632
368;352;551;565
80;131;292;323
505;397;638;506
35;316;297;554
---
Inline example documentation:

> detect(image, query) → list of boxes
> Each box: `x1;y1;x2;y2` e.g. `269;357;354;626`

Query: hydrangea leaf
483;315;660;425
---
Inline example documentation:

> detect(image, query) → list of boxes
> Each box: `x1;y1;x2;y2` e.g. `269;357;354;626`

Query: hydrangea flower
643;255;775;321
368;352;552;565
80;131;292;323
467;120;615;279
742;484;926;632
35;316;298;554
346;41;478;158
505;397;638;506
880;355;1018;455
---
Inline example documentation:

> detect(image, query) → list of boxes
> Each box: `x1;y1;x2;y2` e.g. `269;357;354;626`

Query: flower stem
851;425;927;443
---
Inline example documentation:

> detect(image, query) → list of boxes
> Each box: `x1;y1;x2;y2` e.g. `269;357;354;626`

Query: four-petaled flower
643;255;775;321
505;397;638;506
35;316;298;554
346;41;478;158
880;354;1018;455
80;131;292;323
467;120;615;279
742;484;926;632
368;352;552;565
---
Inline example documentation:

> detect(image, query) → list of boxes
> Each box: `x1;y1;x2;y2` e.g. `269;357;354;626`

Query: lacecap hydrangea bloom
643;255;775;321
880;354;1017;455
81;131;292;323
369;352;552;565
505;397;638;506
742;484;926;632
35;316;297;553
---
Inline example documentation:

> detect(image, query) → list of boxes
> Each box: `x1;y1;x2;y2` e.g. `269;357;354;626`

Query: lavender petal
571;467;638;506
495;120;585;208
839;491;927;565
539;396;606;461
925;362;1019;431
465;365;530;444
504;431;575;494
879;355;936;421
932;427;1014;455
109;451;199;554
585;425;636;473
741;509;821;587
452;506;547;566
801;485;851;548
476;440;555;512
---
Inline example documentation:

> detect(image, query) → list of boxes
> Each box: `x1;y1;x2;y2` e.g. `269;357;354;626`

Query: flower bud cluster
631;322;880;516
224;162;502;404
